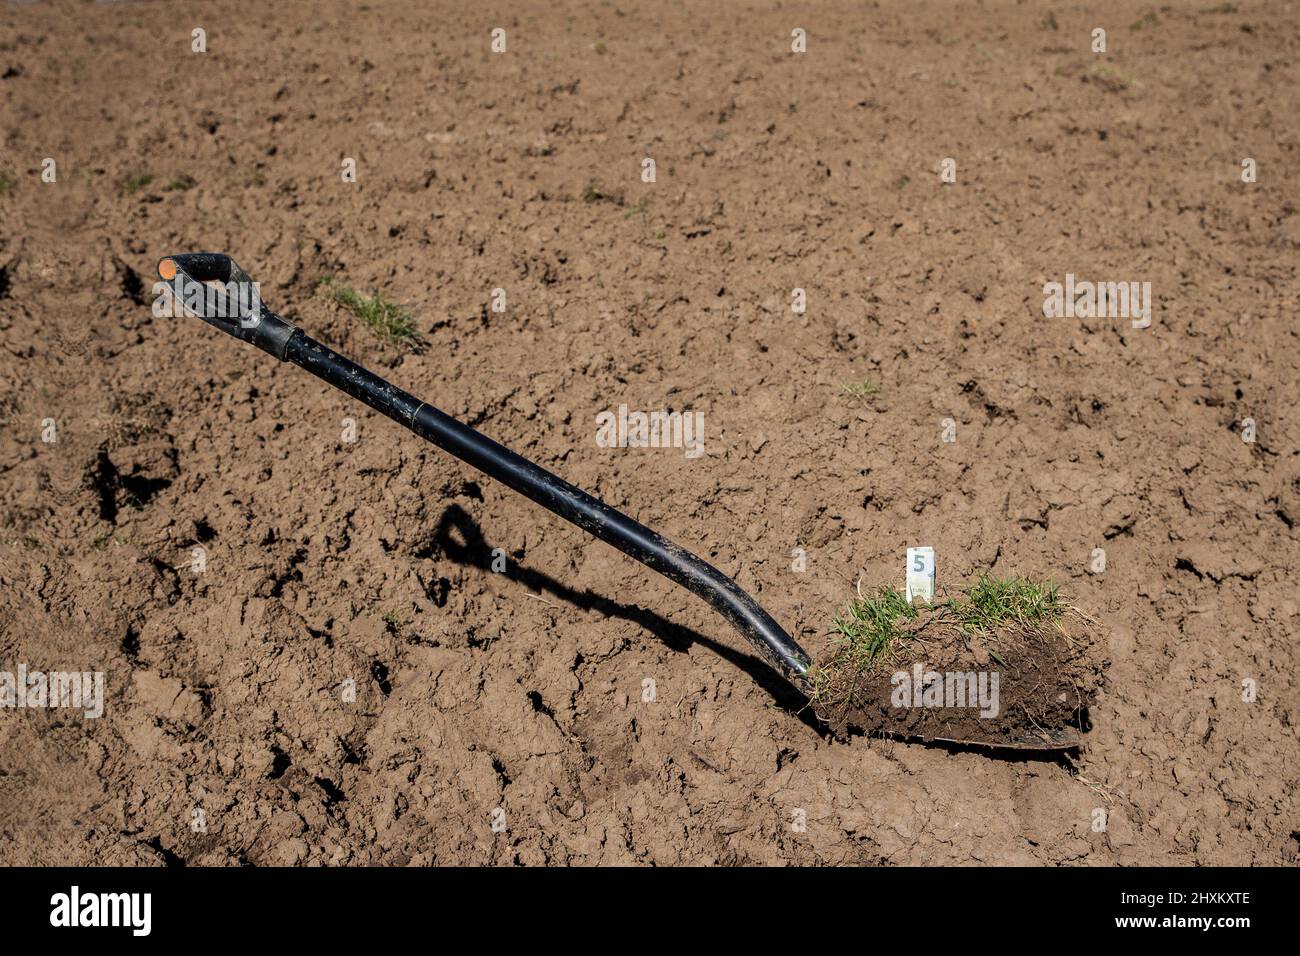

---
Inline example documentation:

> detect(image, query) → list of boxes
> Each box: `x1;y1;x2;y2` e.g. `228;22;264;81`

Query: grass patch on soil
839;378;878;402
815;573;1065;690
950;573;1062;633
829;585;916;671
316;276;422;348
120;171;154;194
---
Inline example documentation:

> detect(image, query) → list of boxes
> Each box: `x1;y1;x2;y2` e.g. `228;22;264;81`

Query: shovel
157;253;1079;751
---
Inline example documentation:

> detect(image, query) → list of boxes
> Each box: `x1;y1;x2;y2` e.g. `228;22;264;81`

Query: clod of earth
808;576;1106;749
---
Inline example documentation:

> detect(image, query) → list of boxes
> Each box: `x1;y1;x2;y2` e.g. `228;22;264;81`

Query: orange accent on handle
158;258;177;280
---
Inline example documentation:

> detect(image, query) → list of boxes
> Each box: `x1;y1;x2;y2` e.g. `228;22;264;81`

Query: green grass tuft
316;276;422;348
121;172;153;194
831;585;917;669
948;573;1063;632
839;378;878;401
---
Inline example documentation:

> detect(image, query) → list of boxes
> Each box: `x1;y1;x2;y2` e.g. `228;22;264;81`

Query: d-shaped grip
158;253;298;359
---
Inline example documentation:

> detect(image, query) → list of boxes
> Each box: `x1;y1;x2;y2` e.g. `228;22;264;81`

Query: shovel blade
914;726;1081;751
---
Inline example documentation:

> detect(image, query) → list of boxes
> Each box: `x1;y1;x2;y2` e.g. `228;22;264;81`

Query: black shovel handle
159;254;813;686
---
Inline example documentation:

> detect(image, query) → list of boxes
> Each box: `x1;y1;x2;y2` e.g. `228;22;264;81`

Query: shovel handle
159;254;814;686
159;254;297;359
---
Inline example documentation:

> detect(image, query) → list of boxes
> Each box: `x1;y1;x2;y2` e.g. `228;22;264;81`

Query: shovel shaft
286;333;811;683
161;254;812;686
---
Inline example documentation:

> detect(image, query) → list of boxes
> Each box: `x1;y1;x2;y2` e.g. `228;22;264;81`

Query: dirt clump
810;595;1105;748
